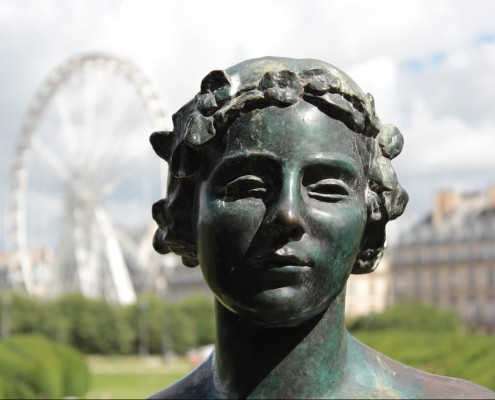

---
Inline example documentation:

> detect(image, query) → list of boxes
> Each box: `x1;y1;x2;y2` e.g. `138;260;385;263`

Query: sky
1;0;495;250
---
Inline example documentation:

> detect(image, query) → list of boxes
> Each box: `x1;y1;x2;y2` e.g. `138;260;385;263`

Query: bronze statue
148;57;495;399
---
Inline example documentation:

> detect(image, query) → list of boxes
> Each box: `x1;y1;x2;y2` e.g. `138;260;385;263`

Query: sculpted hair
150;57;408;273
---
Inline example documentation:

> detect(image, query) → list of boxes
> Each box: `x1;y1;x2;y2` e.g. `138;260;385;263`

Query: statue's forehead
220;103;364;166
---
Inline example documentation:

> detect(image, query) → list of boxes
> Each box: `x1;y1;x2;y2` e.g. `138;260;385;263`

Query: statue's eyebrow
306;153;361;175
221;150;279;163
210;151;280;176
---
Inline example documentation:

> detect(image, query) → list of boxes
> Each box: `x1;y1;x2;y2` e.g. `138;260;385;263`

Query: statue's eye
306;179;349;202
222;175;267;200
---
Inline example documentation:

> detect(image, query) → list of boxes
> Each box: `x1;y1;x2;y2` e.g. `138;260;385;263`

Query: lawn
84;355;195;399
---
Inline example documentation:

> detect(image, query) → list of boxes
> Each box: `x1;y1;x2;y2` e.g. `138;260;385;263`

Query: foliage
349;302;495;391
1;291;215;356
7;334;65;398
5;292;70;342
178;295;215;346
0;334;90;398
54;340;92;396
3;294;494;395
347;301;461;333
126;294;214;355
354;330;495;391
55;293;135;354
127;294;168;355
163;302;198;355
0;339;37;398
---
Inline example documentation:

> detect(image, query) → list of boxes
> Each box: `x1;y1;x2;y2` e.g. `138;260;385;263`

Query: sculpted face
197;101;368;327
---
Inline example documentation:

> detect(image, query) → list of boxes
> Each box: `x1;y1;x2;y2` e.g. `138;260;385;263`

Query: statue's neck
213;291;348;399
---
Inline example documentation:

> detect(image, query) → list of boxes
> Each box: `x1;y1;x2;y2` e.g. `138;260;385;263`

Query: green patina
148;57;494;399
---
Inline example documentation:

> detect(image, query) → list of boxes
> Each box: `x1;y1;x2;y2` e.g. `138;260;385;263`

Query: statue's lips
248;253;311;288
247;253;311;269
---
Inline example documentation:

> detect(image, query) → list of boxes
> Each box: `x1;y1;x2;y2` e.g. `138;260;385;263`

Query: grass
84;355;195;399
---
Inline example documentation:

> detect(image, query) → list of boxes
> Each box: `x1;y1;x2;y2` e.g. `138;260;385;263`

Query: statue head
150;57;408;325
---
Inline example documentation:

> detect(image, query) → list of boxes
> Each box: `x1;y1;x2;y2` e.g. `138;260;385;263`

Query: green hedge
56;294;134;354
354;330;495;391
53;339;91;396
347;301;461;333
127;294;214;355
348;302;495;391
0;334;90;398
0;291;215;356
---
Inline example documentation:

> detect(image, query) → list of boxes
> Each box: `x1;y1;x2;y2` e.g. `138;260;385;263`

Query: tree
56;294;134;354
179;295;215;346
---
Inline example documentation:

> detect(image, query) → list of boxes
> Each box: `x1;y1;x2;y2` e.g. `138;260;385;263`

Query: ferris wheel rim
4;52;170;297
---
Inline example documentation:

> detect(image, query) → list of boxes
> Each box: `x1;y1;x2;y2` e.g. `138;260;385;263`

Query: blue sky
1;0;495;249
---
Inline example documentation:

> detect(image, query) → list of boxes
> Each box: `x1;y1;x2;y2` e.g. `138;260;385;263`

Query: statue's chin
217;287;334;329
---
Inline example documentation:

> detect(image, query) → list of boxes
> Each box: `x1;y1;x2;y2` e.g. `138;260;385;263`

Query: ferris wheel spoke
54;92;80;160
32;136;71;184
81;75;107;161
101;158;151;196
94;207;136;304
113;227;141;274
88;95;146;176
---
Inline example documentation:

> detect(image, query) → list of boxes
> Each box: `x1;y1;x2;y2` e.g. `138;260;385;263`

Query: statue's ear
366;187;382;222
150;131;174;161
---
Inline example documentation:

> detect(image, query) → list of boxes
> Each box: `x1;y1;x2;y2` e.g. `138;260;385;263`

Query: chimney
433;189;460;224
489;184;495;207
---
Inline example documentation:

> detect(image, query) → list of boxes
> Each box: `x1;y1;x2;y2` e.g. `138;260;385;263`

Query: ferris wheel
4;53;170;305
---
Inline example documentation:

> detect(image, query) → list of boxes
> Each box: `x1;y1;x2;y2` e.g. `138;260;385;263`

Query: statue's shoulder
147;354;216;400
347;334;495;399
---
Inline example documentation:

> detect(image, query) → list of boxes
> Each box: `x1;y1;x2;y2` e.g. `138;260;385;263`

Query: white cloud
347;58;400;123
402;99;495;174
393;97;495;217
2;0;495;249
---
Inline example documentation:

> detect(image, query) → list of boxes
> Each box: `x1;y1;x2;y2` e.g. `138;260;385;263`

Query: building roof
399;186;495;246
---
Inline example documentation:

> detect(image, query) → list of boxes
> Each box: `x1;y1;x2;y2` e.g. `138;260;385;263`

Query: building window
482;246;494;261
449;269;458;288
469;270;476;289
488;268;495;288
466;297;480;324
413;253;421;265
432;269;439;290
448;249;456;263
394;275;407;292
414;273;422;294
466;247;477;262
486;298;495;323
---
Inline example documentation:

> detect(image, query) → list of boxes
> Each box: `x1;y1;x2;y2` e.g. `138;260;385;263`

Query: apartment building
390;185;495;331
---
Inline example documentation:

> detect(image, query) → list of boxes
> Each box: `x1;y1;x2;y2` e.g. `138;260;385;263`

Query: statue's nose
265;173;305;240
270;207;305;240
